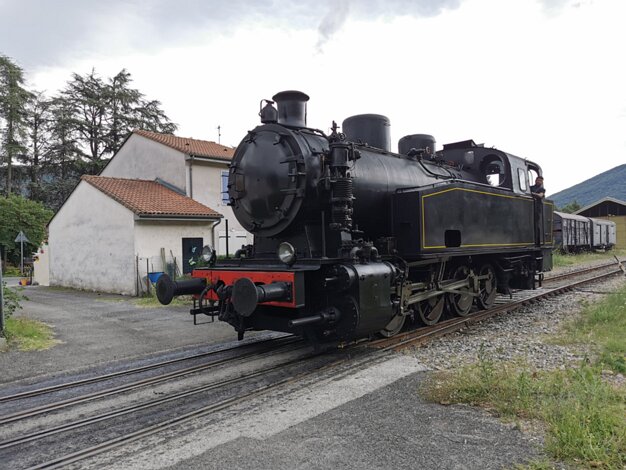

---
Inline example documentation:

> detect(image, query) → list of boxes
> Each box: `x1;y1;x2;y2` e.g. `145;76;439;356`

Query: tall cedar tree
64;69;177;174
48;95;81;178
22;91;52;201
42;96;82;209
0;56;32;195
62;70;108;171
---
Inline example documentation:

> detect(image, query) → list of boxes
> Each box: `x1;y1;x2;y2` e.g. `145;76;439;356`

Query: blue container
148;272;164;284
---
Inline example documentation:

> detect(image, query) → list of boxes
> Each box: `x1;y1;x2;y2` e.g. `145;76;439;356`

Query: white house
48;176;222;295
47;130;252;295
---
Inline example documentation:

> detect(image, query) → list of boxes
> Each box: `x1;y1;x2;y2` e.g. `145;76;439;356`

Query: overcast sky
1;0;624;194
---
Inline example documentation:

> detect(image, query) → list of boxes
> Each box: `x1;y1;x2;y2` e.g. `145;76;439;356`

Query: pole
225;219;230;259
146;258;151;296
0;256;5;336
20;238;24;276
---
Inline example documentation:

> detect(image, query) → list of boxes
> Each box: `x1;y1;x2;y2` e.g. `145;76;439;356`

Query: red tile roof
133;129;235;160
82;175;222;219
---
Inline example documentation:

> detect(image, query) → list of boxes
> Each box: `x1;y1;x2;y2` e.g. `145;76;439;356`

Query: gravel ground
409;275;626;380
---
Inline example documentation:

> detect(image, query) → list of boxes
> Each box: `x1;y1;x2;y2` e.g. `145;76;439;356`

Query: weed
1;281;27;319
552;249;626;268
422;357;625;469
557;284;626;375
3;317;59;351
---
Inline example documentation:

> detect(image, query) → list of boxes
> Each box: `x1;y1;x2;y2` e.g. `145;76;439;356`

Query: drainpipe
212;218;222;253
188;155;194;198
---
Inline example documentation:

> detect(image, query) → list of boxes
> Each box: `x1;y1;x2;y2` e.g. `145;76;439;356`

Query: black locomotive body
157;91;554;343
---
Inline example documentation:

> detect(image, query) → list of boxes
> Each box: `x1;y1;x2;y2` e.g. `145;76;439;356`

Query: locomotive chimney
272;90;309;128
342;114;391;152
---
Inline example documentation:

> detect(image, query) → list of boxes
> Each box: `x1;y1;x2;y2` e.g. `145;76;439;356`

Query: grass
422;354;625;469
552;249;626;268
2;317;60;351
133;293;192;308
555;284;626;375
421;282;626;469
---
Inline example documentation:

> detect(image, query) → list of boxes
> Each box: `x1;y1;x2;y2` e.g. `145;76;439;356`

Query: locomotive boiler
157;91;554;343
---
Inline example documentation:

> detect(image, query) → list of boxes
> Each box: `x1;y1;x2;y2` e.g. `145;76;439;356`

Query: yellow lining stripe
424;243;534;249
422;187;534;201
421;187;535;249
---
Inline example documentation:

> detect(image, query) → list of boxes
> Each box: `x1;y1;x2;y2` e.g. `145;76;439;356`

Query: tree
41;96;83;210
0;194;53;266
63;69;177;174
0;55;32;195
22;91;52;202
62;69;108;170
104;69;176;152
560;200;581;214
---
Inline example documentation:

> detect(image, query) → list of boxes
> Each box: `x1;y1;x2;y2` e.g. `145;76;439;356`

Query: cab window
518;168;528;191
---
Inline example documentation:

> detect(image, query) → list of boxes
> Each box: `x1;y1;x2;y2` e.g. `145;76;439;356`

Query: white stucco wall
189;160;253;254
134;219;216;277
101;134;186;190
49;182;136;294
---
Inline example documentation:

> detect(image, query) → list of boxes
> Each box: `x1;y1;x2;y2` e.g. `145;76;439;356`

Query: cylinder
398;134;436;156
342;114;391;152
272;90;309;128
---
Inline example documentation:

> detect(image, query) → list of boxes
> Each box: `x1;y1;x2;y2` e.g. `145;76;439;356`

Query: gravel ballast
410;275;626;374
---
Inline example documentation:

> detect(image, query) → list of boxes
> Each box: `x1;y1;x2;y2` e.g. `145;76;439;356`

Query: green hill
549;164;626;209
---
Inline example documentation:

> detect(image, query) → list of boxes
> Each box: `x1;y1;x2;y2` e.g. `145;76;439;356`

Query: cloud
316;0;351;53
0;0;578;69
1;0;466;69
314;0;463;53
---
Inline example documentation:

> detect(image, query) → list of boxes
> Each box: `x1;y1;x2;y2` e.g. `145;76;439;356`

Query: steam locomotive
157;91;554;343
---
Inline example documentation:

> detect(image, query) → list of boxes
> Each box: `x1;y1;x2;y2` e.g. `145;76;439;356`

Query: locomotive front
156;90;431;342
228;91;327;240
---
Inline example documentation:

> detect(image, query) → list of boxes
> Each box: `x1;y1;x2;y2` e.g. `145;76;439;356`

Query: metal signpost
15;231;30;275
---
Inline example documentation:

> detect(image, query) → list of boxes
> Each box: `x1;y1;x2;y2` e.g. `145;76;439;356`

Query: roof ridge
133;128;227;146
82;174;154;182
132;129;235;160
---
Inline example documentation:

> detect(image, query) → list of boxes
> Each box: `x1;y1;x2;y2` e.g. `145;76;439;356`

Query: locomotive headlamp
277;242;296;266
201;245;215;262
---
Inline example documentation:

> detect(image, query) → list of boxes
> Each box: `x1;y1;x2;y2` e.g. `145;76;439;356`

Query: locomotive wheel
447;266;473;317
476;264;497;309
416;295;445;326
379;314;406;338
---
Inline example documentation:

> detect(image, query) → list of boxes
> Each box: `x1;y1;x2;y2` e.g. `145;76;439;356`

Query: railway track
2;260;624;469
0;333;294;403
0;335;301;426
